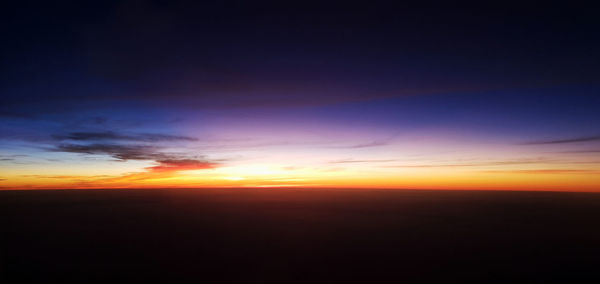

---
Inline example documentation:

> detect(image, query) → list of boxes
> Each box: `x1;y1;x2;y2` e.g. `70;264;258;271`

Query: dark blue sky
1;1;599;189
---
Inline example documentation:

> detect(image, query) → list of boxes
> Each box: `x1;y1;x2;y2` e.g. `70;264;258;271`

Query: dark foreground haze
2;188;599;283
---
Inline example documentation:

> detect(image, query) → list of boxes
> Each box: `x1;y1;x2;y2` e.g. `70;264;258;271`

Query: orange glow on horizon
2;164;598;192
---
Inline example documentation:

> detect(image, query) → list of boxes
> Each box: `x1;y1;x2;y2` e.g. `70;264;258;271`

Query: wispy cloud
54;143;162;161
0;154;31;164
53;131;197;142
329;159;396;164
94;160;218;184
347;140;390;148
520;135;600;145
20;175;112;179
49;128;220;183
482;169;599;174
384;158;555;168
557;149;600;154
338;133;401;149
146;159;218;172
53;143;220;172
385;164;478;168
0;154;28;161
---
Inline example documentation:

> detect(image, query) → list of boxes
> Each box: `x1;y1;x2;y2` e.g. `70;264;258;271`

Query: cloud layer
49;130;219;179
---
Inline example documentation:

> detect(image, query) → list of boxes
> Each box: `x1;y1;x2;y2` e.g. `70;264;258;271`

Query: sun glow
216;164;283;177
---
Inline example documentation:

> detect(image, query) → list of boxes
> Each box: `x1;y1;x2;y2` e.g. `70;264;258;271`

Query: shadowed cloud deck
2;188;599;283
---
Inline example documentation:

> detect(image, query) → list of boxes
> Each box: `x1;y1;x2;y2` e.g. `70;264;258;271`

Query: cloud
384;158;554;168
92;159;218;184
521;135;600;145
44;120;222;185
347;140;390;148
339;133;401;149
54;143;162;161
53;131;197;142
51;140;221;183
558;149;600;154
54;143;220;167
0;154;30;163
482;169;598;174
386;164;478;168
20;175;112;179
146;159;217;172
0;154;28;160
329;159;396;164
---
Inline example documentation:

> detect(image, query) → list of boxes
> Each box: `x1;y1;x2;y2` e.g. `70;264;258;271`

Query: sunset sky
1;2;599;191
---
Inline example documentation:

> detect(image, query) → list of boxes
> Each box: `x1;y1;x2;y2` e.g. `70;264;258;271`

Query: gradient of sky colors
1;2;599;191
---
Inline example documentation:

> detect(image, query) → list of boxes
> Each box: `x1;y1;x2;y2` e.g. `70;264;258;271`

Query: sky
1;1;599;191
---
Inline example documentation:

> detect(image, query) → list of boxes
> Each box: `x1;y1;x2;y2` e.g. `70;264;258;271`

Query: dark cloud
48;127;219;178
521;135;600;145
53;142;221;174
0;154;29;162
54;143;163;161
53;131;197;142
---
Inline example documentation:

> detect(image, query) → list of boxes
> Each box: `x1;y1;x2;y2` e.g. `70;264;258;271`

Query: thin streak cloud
53;131;197;142
482;169;599;174
329;159;397;164
521;135;600;145
384;158;556;168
